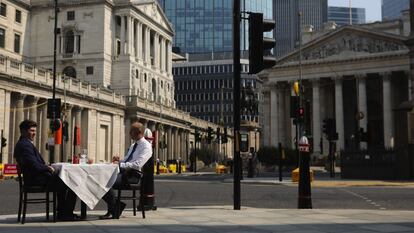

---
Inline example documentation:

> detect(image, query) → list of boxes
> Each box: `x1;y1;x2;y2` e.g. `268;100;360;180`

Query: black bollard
298;136;312;209
247;158;253;178
178;158;182;174
278;143;283;182
139;157;157;211
156;158;160;175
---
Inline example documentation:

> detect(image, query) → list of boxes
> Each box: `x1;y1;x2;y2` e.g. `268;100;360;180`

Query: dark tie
124;143;138;163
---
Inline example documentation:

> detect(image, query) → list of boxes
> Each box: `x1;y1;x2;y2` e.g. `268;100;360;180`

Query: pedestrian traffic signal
248;13;276;74
222;127;228;144
290;96;300;118
1;137;6;148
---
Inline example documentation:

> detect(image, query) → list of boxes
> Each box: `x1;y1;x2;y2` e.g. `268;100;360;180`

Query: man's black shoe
99;212;113;220
99;202;126;220
117;202;127;218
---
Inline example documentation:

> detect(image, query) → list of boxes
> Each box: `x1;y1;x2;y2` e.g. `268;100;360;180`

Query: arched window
65;31;75;54
62;66;76;78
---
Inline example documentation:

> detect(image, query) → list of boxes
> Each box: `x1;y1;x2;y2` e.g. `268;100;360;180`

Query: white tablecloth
52;163;120;209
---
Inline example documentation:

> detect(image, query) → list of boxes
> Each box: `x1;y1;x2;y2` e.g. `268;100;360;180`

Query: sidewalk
1;206;414;233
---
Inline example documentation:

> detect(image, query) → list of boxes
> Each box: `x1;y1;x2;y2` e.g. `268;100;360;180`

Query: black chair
114;169;145;219
17;165;57;224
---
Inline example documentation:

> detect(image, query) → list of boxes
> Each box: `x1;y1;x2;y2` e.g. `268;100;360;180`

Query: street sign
3;164;17;176
299;136;310;153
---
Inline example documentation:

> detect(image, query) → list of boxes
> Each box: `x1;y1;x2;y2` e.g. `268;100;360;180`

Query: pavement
1;206;414;232
2;170;414;232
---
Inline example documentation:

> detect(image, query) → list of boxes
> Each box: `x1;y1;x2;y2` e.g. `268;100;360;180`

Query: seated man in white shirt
100;122;152;219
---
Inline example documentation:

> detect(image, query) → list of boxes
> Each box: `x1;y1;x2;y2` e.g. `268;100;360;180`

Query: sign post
298;136;312;209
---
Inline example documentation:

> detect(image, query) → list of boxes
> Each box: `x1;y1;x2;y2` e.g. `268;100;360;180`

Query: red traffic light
298;107;305;117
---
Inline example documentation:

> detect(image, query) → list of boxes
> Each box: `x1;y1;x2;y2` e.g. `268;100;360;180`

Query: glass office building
328;6;366;26
158;0;273;54
382;0;409;20
274;0;327;58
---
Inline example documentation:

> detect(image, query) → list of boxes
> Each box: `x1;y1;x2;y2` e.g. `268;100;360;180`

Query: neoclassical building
260;16;414;157
0;0;231;165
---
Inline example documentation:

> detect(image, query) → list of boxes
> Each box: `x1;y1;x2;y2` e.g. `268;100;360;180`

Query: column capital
74;106;83;112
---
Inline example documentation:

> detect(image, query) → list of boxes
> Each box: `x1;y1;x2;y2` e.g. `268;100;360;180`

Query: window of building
0;28;5;48
0;3;6;17
62;66;77;78
86;66;94;75
65;31;74;53
67;11;75;21
14;34;20;53
15;10;21;23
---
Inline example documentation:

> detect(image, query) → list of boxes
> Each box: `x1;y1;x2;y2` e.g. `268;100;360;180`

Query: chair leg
140;189;145;219
53;191;57;222
46;192;49;220
116;189;121;219
17;191;22;222
22;192;27;224
132;190;136;216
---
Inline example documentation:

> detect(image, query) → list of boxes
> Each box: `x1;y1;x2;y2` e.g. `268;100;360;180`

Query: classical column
161;37;166;71
74;106;83;155
14;93;26;149
137;23;143;60
146;28;151;64
64;104;73;161
167;41;172;74
28;96;39;122
357;74;368;149
134;21;139;58
167;126;172;160
154;33;160;68
120;15;125;55
383;72;393;148
335;78;345;150
312;79;321;155
40;100;49;162
126;16;132;55
290;83;296;148
270;86;279;147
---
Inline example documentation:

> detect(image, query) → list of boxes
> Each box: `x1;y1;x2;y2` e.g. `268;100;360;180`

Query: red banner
54;121;62;145
73;126;81;146
3;164;17;176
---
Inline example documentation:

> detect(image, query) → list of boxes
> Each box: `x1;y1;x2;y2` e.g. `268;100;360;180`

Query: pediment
132;0;173;34
279;26;408;64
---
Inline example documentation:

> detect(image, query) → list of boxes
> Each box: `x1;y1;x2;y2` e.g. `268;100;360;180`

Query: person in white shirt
100;122;152;219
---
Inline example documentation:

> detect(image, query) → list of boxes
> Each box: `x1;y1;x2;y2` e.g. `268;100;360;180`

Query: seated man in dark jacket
14;119;78;221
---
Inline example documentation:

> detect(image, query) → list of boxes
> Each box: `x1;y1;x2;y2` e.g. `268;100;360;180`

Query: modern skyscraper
159;0;272;129
158;0;272;54
328;6;366;26
274;0;327;58
382;0;409;20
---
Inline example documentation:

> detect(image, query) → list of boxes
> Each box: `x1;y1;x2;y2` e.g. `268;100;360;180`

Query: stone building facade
260;18;414;158
0;0;232;165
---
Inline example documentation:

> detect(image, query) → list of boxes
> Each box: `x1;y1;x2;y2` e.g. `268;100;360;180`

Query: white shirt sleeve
120;138;152;171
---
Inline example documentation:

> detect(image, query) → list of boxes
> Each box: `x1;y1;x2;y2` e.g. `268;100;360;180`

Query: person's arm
120;142;152;171
18;145;51;174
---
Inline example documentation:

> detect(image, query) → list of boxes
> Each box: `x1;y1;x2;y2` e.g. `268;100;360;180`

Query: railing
0;55;124;105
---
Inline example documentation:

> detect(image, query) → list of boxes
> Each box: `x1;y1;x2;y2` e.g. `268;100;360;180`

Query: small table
52;163;120;219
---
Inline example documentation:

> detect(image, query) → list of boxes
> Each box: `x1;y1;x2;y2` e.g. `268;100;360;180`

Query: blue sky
329;0;382;22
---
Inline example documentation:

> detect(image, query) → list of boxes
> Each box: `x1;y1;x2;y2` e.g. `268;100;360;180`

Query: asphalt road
1;175;414;216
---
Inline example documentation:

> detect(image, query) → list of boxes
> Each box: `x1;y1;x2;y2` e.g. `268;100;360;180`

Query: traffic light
222;127;228;144
248;13;276;74
290;96;300;118
298;107;305;120
1;137;6;148
216;127;221;142
322;118;338;141
195;129;201;142
50;118;61;132
207;127;213;144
